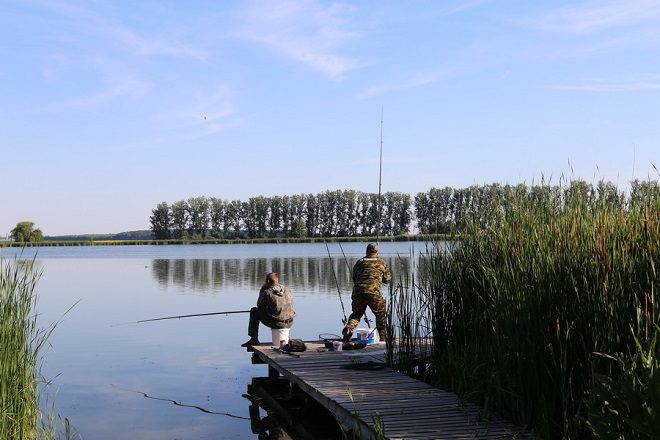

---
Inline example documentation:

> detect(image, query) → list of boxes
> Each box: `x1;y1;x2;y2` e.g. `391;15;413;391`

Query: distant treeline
150;191;412;240
0;234;437;248
150;179;658;239
44;230;152;242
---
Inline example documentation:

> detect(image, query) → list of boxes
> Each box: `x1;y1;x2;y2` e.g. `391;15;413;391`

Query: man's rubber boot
342;327;353;342
241;337;259;347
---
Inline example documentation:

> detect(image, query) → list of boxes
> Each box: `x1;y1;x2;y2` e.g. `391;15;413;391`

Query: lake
3;241;423;439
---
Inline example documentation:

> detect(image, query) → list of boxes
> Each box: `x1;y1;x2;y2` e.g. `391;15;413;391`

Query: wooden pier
251;341;534;440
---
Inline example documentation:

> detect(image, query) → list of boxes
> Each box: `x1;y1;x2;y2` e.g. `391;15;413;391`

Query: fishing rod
337;241;352;273
338;241;372;327
376;109;384;243
135;310;251;324
325;240;348;324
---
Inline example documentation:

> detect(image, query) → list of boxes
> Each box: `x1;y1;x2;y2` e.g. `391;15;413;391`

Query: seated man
242;272;295;347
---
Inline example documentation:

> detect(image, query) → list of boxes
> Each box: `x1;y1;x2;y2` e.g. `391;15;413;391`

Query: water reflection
246;376;343;440
152;257;412;294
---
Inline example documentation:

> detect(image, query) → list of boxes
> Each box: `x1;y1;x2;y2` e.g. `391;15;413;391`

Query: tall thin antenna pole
376;109;384;242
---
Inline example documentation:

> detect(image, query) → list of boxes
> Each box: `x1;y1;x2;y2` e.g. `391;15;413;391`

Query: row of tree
415;179;659;233
150;180;658;239
150;191;412;239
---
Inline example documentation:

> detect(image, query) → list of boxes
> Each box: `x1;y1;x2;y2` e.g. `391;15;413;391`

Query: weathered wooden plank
335;405;480;417
333;397;462;408
300;377;413;385
306;385;442;394
250;343;535;440
386;426;532;437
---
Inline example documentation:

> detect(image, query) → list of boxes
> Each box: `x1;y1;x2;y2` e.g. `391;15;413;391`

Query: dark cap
366;243;378;256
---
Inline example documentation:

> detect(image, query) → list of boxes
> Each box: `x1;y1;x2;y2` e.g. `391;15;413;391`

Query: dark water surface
4;242;422;439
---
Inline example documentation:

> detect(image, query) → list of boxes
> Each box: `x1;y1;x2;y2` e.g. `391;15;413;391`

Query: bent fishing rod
325;240;348;324
112;310;251;326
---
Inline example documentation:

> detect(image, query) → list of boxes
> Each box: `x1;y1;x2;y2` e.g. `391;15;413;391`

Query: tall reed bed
388;181;659;439
0;257;54;439
386;246;435;377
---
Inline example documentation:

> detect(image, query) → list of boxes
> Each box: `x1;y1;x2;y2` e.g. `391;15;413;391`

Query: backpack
281;339;307;352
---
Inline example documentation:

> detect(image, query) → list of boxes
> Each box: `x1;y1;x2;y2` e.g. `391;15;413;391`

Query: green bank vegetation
387;179;659;439
0;234;444;248
0;258;54;439
9;222;43;243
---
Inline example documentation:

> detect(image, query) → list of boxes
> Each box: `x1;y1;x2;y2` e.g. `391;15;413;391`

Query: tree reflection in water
151;257;412;295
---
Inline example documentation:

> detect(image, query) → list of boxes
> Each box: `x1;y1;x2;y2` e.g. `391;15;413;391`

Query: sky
1;0;659;236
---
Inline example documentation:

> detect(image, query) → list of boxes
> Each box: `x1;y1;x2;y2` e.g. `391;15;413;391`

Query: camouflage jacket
352;257;392;295
257;283;295;322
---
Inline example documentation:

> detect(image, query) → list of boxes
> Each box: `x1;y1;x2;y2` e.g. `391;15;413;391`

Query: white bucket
356;328;379;344
271;328;290;347
332;341;343;351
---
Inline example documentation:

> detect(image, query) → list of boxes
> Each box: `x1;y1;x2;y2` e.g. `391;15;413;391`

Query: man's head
366;243;378;257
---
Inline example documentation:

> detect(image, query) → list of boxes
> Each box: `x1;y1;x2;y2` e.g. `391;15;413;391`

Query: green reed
388;181;659;439
0;257;55;439
386;246;435;377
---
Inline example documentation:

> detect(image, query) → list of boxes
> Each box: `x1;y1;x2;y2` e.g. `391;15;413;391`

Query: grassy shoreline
0;233;445;248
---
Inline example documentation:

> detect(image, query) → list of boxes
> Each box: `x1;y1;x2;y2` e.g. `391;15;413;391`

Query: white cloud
97;23;204;59
28;0;204;58
548;75;660;92
232;0;362;79
43;59;153;110
359;67;465;99
441;0;490;16
534;0;660;33
158;88;239;139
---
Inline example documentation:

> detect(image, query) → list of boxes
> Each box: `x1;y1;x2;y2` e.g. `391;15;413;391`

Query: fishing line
324;240;347;324
110;385;250;420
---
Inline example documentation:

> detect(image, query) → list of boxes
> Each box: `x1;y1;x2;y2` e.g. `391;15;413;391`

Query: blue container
356;328;378;344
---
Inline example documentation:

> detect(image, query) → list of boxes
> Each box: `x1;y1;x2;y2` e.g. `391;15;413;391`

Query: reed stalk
387;180;659;439
0;257;55;439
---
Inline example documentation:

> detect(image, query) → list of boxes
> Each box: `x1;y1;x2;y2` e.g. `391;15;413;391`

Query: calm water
4;242;422;439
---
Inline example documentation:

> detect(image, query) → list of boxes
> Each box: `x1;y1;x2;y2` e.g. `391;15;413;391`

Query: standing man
342;243;392;342
242;272;295;347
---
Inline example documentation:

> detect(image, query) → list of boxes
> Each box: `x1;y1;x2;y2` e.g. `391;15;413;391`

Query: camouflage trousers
247;307;293;339
345;291;387;341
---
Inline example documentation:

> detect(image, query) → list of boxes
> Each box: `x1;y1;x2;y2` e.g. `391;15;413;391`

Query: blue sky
1;0;659;235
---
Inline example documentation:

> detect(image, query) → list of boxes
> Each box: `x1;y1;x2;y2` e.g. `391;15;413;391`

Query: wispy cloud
25;0;207;111
338;156;422;167
548;75;660;92
359;67;466;99
30;0;206;58
43;58;153;110
232;0;362;79
533;0;660;33
158;88;239;139
28;0;204;58
441;0;490;16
